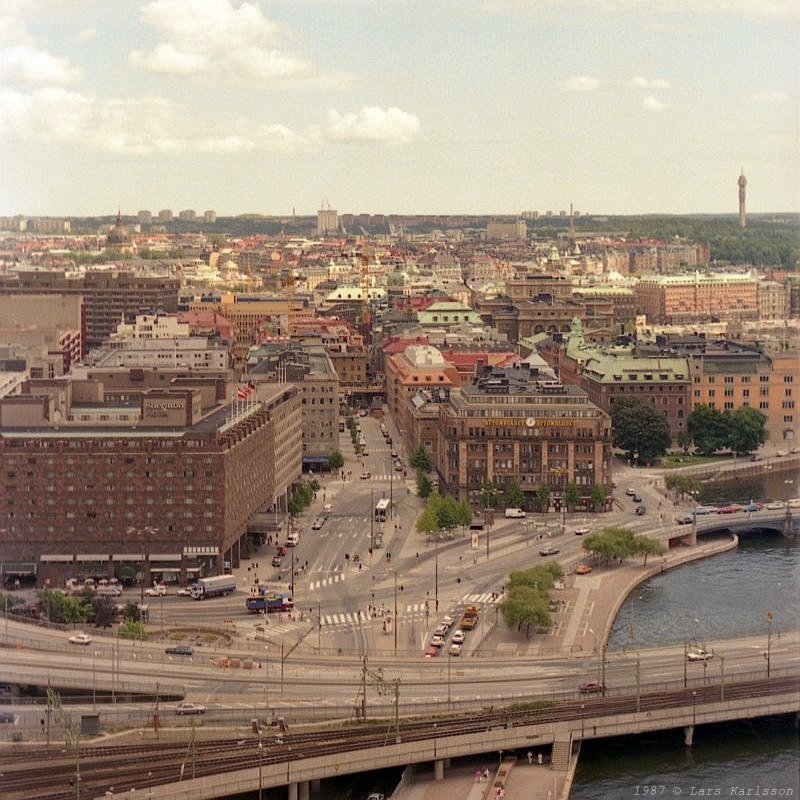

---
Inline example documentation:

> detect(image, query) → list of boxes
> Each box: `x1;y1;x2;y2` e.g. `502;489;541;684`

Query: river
571;471;800;799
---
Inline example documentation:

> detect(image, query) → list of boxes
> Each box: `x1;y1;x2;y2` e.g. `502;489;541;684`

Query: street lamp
393;570;398;653
257;736;263;800
447;650;452;707
92;650;98;709
766;611;773;678
434;531;439;613
580;704;585;739
691;690;697;727
719;654;725;702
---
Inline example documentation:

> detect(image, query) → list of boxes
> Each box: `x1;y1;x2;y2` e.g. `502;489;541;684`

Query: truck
190;575;237;600
246;593;294;614
460;604;480;630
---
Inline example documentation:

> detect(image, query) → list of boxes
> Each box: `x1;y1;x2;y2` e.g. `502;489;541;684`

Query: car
68;632;92;645
424;644;440;658
276;546;287;556
574;527;590;536
675;515;694;525
716;504;742;514
631;494;642;503
361;450;369;457
271;555;283;567
360;472;371;480
176;701;206;715
789;498;800;509
693;505;716;515
750;454;761;462
0;711;16;723
449;643;462;656
367;793;386;800
394;462;404;472
776;450;788;457
440;615;455;628
625;487;637;496
687;648;713;662
451;629;465;644
311;517;325;530
741;502;762;513
791;447;800;454
575;564;593;575
539;544;560;556
430;634;445;647
176;586;193;597
765;501;786;510
165;645;194;656
433;623;449;636
145;584;167;597
635;505;646;516
578;682;605;694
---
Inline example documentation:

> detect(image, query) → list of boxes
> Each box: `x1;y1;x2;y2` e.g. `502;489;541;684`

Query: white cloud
0;44;82;84
130;0;318;84
478;0;799;15
750;89;788;104
76;28;97;42
0;86;307;154
326;106;421;144
558;76;599;92
642;95;669;111
627;76;671;89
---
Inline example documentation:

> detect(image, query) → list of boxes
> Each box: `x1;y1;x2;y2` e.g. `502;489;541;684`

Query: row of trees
582;527;666;567
32;589;147;638
686;405;768;456
287;479;321;516
415;491;473;537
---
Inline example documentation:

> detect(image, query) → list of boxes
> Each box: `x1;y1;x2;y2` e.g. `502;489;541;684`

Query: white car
687;648;714;662
175;701;206;715
68;632;92;646
145;585;167;597
433;623;449;636
430;634;445;648
449;643;462;656
539;544;560;556
440;615;454;628
451;629;465;644
176;586;193;597
764;501;785;510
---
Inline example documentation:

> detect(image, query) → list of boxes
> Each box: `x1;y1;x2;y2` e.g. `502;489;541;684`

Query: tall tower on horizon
738;169;747;228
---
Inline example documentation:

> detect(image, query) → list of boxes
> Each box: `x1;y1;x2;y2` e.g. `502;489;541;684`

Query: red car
578;682;605;694
716;504;742;514
276;546;287;556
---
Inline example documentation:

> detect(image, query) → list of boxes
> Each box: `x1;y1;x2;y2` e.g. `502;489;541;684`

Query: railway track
3;676;797;800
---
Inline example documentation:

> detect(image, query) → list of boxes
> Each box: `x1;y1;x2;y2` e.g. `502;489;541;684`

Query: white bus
374;498;391;522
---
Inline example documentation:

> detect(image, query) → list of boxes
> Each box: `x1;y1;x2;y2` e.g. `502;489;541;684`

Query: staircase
550;736;572;771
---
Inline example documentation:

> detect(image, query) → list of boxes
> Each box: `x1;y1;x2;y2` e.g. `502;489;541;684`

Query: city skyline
1;0;798;217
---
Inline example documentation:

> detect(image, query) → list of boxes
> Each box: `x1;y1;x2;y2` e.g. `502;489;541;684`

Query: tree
480;481;500;510
455;499;474;530
611;397;672;464
564;482;581;509
92;597;116;629
503;480;524;509
535;484;551;512
590;484;607;511
582;527;638;565
727;407;768;455
686;404;729;456
122;601;141;623
632;535;667;567
328;451;344;471
416;469;434;499
409;446;433;473
676;429;693;455
119;620;146;640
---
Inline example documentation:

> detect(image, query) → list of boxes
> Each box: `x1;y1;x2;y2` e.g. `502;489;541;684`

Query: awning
39;555;75;563
112;554;146;560
302;456;330;464
76;554;108;562
156;567;181;573
148;554;182;562
183;547;218;556
1;561;37;574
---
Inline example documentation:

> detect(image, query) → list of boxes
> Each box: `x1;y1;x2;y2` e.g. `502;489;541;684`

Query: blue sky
1;0;797;217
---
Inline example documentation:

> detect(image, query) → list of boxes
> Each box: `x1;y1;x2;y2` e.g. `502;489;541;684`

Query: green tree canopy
328;451;344;470
480;481;501;509
503;480;524;509
416;470;434;499
632;534;667;567
611;397;671;464
535;484;551;512
564;482;581;508
590;484;607;508
686;404;730;456
727;407;768;455
582;526;638;565
409;446;433;473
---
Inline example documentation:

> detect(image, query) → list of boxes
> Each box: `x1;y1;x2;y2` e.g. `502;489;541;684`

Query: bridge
4;672;798;800
654;508;795;548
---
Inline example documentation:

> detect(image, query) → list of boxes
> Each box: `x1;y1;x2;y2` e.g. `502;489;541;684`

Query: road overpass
4;674;797;800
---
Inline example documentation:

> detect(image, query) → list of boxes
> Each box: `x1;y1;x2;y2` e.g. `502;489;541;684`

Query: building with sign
0;380;301;587
435;364;612;508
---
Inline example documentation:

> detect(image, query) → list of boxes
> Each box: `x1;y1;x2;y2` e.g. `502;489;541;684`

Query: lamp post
434;531;439;613
684;640;688;688
719;654;724;702
92;650;98;710
580;703;585;739
447;650;452;707
691;690;697;727
635;651;641;713
257;736;263;800
393;570;398;653
766;611;773;678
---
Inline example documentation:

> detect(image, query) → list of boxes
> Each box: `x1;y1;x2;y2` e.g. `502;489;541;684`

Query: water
573;474;800;798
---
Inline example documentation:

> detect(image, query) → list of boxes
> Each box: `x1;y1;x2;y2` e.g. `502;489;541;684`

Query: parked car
271;555;283;567
451;629;465;644
675;515;694;525
68;632;92;646
635;505;647;516
449;643;462;656
578;682;605;694
687;648;714;662
367;793;386;800
145;584;167;597
575;564;593;575
390;450;398;458
276;546;286;556
175;701;206;715
176;586;193;597
776;450;788;457
165;645;194;656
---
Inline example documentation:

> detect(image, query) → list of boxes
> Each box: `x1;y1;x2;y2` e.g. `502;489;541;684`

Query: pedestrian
527;751;533;765
475;770;482;783
484;768;490;782
537;753;543;766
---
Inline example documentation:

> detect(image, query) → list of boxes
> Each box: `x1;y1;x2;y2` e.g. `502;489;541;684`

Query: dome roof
106;211;131;246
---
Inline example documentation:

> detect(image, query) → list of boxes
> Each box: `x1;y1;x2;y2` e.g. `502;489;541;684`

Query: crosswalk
308;572;346;591
459;592;502;605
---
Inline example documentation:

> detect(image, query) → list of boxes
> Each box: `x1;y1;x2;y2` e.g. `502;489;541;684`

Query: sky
0;0;798;217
